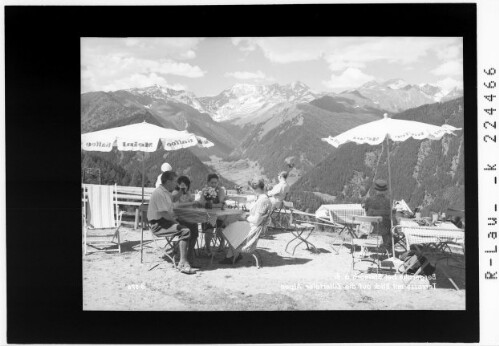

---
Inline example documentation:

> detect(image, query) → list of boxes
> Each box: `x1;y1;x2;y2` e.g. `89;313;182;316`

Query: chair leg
117;230;121;253
252;251;261;269
84;229;88;256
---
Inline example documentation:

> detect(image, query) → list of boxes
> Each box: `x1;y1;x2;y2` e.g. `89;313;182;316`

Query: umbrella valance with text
81;122;200;152
322;114;461;148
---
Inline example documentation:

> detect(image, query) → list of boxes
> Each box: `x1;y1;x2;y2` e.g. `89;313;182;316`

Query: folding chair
139;203;180;269
83;184;124;255
284;209;320;255
350;216;389;273
268;194;293;232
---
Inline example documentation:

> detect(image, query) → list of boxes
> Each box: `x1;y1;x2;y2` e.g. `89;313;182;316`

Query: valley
81;80;465;214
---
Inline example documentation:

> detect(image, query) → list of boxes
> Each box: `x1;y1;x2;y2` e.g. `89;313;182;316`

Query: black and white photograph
81;36;466;311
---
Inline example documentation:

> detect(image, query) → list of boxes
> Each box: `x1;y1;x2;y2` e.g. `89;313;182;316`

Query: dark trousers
149;218;191;241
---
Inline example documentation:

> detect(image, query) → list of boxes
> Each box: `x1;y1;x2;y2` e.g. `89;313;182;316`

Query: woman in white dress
219;178;272;264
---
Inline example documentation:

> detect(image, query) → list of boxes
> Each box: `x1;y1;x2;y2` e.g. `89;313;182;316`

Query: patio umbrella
322;113;461;256
81;121;214;202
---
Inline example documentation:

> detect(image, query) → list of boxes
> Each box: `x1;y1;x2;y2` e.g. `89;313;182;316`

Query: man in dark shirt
364;179;392;249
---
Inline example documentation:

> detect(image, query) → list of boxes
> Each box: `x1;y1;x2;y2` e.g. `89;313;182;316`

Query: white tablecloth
398;219;464;247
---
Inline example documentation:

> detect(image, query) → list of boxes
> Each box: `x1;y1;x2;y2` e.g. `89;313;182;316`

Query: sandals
177;264;197;275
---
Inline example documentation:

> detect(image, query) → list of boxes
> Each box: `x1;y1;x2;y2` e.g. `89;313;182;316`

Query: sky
81;37;463;96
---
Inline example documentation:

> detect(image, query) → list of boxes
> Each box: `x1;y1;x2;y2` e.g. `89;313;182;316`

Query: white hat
161;163;172;172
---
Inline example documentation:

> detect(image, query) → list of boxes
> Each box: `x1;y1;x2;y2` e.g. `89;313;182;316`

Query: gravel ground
83;227;465;311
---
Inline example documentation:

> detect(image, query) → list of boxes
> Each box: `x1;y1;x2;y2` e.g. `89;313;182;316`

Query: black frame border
5;4;478;343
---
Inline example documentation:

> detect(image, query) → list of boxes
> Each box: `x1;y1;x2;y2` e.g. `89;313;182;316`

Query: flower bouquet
203;187;218;209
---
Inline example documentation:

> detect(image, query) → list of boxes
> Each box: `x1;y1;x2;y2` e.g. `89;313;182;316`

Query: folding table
327;205;366;254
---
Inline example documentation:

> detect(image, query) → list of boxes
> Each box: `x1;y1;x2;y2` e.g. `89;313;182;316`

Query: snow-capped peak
383;79;409;90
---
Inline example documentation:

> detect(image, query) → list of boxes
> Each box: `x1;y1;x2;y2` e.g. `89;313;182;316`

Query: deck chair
350;216;389;273
83;184;124;255
223;212;272;268
139;204;180;269
394;225;464;290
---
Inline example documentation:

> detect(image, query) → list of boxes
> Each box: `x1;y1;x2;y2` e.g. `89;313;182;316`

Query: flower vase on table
202;187;218;209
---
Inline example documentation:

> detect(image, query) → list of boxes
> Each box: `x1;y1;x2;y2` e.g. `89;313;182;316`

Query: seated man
364;179;392;250
147;171;197;274
267;171;290;209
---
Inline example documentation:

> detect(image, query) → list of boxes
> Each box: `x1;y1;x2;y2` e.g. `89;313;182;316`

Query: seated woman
172;175;199;267
219;178;272;264
194;173;227;255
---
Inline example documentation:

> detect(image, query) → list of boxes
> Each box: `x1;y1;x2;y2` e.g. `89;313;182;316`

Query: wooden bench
83;184;154;229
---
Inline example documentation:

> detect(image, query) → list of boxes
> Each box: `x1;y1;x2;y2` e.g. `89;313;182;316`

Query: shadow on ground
195;249;313;272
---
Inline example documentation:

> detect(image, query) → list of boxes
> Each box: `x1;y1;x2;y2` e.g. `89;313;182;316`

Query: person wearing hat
267;171;291;209
219;178;272;264
364;179;392;249
155;162;173;188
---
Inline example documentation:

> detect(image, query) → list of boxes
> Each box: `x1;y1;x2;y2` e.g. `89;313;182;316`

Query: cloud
436;40;463;60
232;37;325;63
322;67;375;91
82;37;204;60
431;60;462;76
101;73;186;92
231;38;258;52
224;70;269;80
231;37;462;74
434;77;463;93
81;50;205;92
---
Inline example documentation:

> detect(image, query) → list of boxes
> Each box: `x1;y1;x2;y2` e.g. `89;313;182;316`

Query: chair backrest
351;215;382;224
83;184;118;229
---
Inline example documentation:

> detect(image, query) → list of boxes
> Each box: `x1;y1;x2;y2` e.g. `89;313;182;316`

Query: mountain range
81;80;464;213
82;79;462;127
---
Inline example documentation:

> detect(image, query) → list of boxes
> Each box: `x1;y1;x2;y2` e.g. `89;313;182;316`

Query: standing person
155;162;172;188
172;175;199;267
195;173;227;255
364;179;392;250
147;171;196;274
267;171;290;209
219;178;272;264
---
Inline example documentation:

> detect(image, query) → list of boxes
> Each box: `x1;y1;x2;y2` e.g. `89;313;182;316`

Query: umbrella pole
140;151;145;263
386;137;395;257
141;151;145;204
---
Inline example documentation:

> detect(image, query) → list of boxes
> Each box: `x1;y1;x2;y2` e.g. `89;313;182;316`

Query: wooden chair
139;203;179;269
350;215;388;273
83;184;124;255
